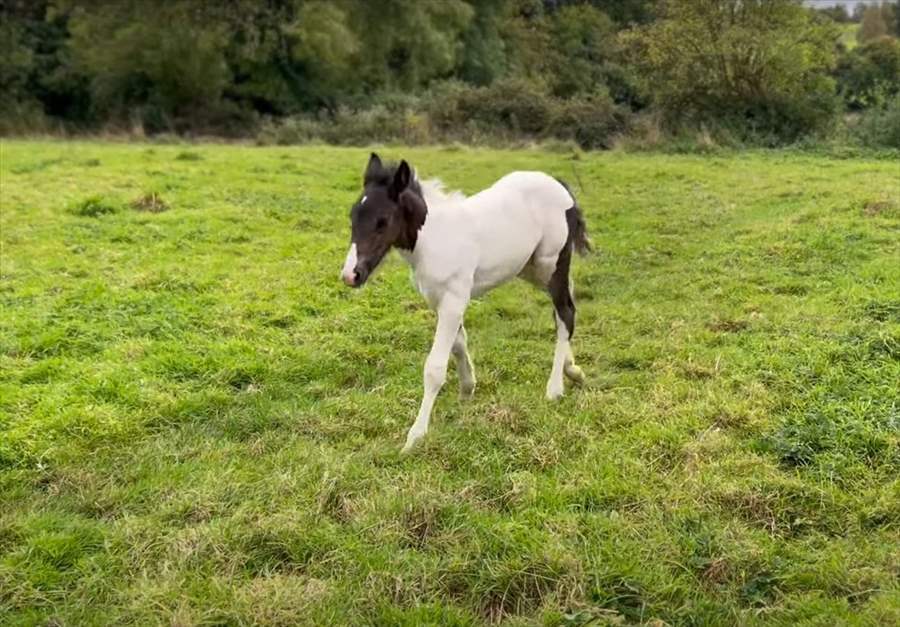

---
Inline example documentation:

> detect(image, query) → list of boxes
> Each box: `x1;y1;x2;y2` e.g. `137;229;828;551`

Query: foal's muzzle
342;265;369;288
341;242;366;288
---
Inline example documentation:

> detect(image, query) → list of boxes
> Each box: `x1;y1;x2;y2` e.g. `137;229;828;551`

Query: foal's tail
555;177;592;256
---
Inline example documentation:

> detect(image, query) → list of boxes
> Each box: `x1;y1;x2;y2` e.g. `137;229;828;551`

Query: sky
803;0;894;9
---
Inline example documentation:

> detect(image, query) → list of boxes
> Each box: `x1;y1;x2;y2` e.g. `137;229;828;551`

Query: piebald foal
341;154;590;452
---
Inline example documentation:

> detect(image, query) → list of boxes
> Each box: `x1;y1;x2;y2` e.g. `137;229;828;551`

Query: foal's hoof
459;383;476;400
401;431;425;454
564;364;585;384
545;383;564;401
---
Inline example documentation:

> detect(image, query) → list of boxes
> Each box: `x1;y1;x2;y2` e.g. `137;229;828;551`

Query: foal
341;153;590;452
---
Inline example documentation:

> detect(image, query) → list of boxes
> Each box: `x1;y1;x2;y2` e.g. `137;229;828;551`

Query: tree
342;0;473;92
585;0;655;26
881;1;900;36
544;4;618;97
818;5;850;23
458;0;508;85
858;4;889;42
623;0;840;139
68;2;232;132
837;35;900;108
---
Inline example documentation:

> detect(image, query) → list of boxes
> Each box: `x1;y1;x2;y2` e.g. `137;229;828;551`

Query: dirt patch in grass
708;318;749;333
862;199;898;217
131;192;169;213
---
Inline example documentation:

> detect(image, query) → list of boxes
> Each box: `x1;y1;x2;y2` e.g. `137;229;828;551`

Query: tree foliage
837;35;900;108
858;3;890;43
623;0;840;139
1;0;897;144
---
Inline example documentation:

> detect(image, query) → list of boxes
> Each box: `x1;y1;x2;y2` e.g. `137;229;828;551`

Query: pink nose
342;272;356;286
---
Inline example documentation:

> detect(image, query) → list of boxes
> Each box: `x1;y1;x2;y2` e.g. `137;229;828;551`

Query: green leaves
622;0;841;140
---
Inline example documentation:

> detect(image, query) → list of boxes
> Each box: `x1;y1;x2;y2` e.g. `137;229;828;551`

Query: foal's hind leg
546;248;583;399
452;324;476;399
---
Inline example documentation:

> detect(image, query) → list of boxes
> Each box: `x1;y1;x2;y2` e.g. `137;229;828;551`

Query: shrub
257;80;633;150
256;116;323;145
852;94;900;149
425;80;631;148
322;106;433;146
549;93;629;149
0;101;50;135
258;106;435;147
623;0;841;142
454;79;554;135
836;36;900;110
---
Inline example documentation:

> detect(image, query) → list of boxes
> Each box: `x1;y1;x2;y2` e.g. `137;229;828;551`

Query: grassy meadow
1;141;898;625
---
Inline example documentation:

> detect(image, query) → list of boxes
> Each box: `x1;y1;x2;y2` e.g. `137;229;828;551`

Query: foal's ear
364;152;382;182
389;160;412;200
398;188;427;249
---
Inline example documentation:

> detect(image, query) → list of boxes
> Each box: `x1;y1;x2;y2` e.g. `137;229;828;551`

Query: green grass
1;140;898;625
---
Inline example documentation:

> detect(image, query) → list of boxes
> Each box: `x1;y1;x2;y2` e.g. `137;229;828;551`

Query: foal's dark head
341;153;428;288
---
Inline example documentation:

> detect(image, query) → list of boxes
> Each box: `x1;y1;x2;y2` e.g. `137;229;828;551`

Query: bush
323;106;432;146
836;36;900;110
425;80;630;148
258;106;434;147
446;79;554;135
623;0;841;143
852;94;900;149
257;80;632;150
0;101;51;135
256;116;323;145
549;93;629;149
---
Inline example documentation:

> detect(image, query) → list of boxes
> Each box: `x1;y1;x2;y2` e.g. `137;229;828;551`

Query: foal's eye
375;217;388;232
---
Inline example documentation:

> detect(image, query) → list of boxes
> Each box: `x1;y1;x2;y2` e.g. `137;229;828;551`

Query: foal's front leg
401;295;467;453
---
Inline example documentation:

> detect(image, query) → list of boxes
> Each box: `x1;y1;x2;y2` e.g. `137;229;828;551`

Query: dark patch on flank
548;178;591;338
549;225;576;338
554;177;592;255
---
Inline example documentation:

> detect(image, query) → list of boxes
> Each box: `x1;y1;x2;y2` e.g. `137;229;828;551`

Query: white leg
452;325;476;399
546;312;569;400
402;296;467;453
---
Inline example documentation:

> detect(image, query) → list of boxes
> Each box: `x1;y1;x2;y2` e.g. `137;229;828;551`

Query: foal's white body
386;172;582;452
404;173;573;303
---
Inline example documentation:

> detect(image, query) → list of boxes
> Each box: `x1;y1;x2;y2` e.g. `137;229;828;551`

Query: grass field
1;141;898;625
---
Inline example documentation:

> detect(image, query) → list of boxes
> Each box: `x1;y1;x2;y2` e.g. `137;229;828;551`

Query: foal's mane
365;159;465;209
420;178;466;208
